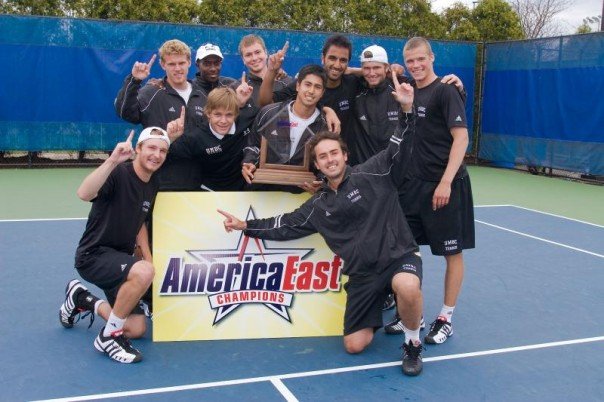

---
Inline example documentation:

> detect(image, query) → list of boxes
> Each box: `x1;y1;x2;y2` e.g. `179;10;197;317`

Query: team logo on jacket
159;207;343;325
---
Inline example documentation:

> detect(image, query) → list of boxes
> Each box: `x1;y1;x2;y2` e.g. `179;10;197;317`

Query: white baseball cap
195;43;224;62
360;45;389;64
137;126;170;147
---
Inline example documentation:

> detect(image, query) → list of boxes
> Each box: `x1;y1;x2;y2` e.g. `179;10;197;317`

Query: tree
471;0;524;40
441;2;481;41
509;0;570;38
576;23;592;34
1;0;201;22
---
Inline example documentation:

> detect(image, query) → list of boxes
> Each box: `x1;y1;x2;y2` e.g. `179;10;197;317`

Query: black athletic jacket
169;103;258;191
244;112;418;278
350;78;410;165
114;74;207;190
242;101;328;166
193;73;239;95
246;72;294;107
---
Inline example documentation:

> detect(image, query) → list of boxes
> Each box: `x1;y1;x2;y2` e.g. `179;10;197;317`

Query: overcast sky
431;0;602;34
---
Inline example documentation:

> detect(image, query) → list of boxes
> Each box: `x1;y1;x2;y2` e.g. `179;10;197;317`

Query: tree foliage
2;0;529;42
441;2;481;41
471;0;524;41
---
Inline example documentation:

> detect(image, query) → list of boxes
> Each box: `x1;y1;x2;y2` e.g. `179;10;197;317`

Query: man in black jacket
219;77;425;376
193;43;239;96
114;39;206;191
169;84;257;191
242;64;329;193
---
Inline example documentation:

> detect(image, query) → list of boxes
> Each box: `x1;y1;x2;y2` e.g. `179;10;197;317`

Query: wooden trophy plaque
252;136;317;186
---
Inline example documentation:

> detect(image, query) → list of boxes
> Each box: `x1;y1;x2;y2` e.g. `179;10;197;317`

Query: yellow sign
152;192;346;342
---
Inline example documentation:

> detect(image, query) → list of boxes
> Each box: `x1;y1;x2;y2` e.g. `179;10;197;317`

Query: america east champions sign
159;230;343;325
152;193;347;341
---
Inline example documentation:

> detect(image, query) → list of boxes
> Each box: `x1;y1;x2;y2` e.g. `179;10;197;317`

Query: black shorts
76;246;147;314
400;175;475;256
343;252;422;335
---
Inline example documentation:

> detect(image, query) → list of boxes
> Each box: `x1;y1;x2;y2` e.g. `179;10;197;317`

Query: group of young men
59;33;475;377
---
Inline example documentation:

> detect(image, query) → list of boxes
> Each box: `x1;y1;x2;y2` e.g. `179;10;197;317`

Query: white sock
439;304;455;323
402;324;421;346
104;312;126;337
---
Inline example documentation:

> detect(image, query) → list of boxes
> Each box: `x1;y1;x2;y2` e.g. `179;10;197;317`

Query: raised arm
115;54;157;123
258;41;289;107
77;130;135;201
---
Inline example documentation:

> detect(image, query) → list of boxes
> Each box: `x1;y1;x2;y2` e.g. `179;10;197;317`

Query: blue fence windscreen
479;34;604;175
0;15;476;151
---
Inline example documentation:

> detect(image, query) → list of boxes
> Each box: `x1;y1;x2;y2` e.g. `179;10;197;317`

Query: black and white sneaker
59;279;94;328
401;341;424;376
382;293;396;310
94;327;143;364
424;316;453;344
384;313;425;335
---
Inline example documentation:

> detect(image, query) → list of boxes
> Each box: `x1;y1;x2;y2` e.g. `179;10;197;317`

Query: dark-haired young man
219;77;425;376
258;35;362;147
242;64;329;192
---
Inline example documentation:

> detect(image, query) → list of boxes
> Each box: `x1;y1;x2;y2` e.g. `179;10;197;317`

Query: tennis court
1;166;602;401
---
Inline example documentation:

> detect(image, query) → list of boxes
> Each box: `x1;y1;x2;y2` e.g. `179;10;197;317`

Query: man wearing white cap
194;42;239;96
349;44;409;165
58;116;185;364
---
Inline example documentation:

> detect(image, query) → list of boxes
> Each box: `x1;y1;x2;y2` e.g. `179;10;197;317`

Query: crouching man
59;113;184;363
219;77;425;376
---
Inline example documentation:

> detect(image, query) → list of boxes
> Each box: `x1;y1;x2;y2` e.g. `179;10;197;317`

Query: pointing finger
241;71;247;83
147;54;157;68
217;209;232;219
126;129;135;143
179;106;186;121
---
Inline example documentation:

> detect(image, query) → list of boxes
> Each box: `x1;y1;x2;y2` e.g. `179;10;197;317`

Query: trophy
252;136;317;186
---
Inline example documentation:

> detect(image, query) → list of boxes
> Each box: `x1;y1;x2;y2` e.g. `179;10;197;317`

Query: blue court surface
1;205;603;401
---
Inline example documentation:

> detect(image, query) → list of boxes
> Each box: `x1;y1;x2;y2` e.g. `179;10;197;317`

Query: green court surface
0;166;603;224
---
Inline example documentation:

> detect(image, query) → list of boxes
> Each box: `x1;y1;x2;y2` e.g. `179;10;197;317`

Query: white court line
510;205;604;228
0;205;505;223
476;219;604;258
270;378;299;402
32;335;604;402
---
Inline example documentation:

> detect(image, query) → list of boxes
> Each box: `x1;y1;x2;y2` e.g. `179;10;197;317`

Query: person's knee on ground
343;328;374;354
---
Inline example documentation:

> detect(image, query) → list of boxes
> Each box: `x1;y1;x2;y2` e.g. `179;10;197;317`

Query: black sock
76;289;100;311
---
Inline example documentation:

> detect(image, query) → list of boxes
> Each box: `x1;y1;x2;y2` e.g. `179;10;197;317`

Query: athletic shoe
59;279;94;328
424;316;453;344
401;341;424;376
382;293;396;310
94;327;142;364
384;313;425;335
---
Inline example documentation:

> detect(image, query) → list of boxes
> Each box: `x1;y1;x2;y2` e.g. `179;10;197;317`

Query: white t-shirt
174;82;192;104
287;102;320;158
